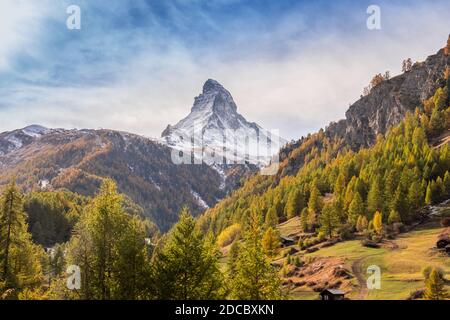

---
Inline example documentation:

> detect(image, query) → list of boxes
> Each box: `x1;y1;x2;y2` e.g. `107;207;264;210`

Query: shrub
337;224;355;240
317;231;326;241
293;256;303;268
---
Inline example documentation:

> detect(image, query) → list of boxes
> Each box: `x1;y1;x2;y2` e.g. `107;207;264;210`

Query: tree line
0;179;282;300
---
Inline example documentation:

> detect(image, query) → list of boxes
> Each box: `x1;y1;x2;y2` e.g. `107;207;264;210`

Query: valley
1;34;450;301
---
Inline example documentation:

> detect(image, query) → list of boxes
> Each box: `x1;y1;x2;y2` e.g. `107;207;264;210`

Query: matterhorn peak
161;79;285;168
190;79;238;114
202;79;227;94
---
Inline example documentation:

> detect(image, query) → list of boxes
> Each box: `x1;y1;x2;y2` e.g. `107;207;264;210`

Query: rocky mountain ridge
328;48;450;148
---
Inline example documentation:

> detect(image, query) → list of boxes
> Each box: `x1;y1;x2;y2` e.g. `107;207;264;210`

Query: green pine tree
265;206;279;228
367;177;383;218
0;179;43;298
153;207;224;300
230;210;282;300
284;190;302;219
387;210;401;225
348;193;364;226
300;207;309;232
425;182;433;205
67;179;151;300
319;203;340;239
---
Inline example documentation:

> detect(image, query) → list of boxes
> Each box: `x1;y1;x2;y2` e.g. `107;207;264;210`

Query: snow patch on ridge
191;190;209;209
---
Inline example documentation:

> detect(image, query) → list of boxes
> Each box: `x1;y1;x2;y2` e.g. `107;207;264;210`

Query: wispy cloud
0;0;449;140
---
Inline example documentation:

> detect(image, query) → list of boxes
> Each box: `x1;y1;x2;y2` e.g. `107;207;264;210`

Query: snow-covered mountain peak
161;80;286;168
202;79;227;94
0;125;53;156
190;79;238;116
22;124;50;137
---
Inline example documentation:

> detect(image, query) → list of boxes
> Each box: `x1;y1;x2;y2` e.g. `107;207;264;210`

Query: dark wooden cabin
280;236;295;247
319;289;345;300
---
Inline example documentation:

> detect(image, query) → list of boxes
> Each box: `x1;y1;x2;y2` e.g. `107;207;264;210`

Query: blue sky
1;0;450;140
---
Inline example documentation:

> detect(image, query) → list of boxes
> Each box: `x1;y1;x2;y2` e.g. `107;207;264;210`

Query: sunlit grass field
301;222;449;300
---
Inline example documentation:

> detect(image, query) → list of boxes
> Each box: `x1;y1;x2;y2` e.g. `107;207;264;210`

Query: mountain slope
0;127;229;231
280;46;450;177
199;40;450;236
330;47;450;148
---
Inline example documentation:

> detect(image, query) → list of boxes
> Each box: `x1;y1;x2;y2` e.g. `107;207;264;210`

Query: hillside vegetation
275;216;449;300
201;89;450;238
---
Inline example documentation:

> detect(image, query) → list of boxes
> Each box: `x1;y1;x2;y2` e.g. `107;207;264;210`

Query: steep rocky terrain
329;48;450;148
279;46;450;177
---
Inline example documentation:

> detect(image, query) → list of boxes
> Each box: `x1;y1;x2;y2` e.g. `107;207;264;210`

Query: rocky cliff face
277;45;449;178
328;48;450;149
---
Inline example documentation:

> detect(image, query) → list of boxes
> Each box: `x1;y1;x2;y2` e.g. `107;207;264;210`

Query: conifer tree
392;184;408;220
153;207;224;300
424;268;448;300
387;210;401;225
262;227;280;258
319;203;340;239
308;184;322;214
307;184;322;231
307;209;317;231
344;177;356;211
227;241;240;282
425;182;433;205
407;180;424;210
444;171;450;195
284;190;302;219
334;172;346;198
83;179;128;299
435;177;445;201
115;215;151;299
348;193;364;226
429;107;444;135
300;207;309;232
354;178;367;201
372;211;383;235
0;179;43;298
265;206;279;228
67;179;151;300
356;215;368;232
367;177;383;218
230;210;282;300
